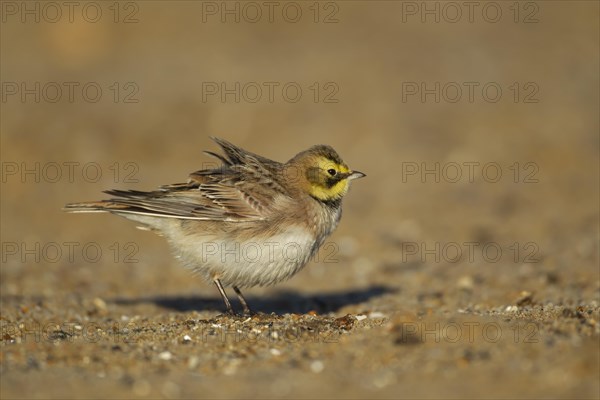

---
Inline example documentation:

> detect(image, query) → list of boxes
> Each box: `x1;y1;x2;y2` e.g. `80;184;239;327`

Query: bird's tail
62;200;131;213
63;197;171;233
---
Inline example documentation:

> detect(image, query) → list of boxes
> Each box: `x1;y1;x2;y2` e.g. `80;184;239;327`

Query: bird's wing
95;183;266;221
64;138;288;222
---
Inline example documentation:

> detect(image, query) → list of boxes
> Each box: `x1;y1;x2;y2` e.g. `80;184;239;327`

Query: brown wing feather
64;138;289;222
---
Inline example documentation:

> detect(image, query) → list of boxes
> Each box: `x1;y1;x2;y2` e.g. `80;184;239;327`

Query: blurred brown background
1;1;598;399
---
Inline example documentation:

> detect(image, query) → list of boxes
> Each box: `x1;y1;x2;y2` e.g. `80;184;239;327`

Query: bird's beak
348;170;366;180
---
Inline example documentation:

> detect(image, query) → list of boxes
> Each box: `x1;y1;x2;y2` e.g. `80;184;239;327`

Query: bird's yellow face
306;157;351;201
286;144;365;203
305;156;364;202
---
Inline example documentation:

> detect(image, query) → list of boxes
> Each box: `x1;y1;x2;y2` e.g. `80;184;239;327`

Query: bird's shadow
112;285;396;314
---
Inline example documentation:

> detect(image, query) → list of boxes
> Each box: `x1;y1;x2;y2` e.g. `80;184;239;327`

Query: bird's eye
327;168;337;176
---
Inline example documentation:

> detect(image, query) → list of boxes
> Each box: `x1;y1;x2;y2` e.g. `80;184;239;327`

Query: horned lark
64;138;365;314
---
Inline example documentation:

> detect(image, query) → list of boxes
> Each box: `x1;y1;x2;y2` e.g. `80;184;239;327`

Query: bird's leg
213;279;234;314
233;286;253;315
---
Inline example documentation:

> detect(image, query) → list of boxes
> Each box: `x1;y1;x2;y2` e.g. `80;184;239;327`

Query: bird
64;137;365;314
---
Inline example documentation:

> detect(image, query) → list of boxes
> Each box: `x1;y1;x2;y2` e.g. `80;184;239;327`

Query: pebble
270;348;282;356
334;314;355;330
310;360;324;373
92;297;107;312
515;291;534;306
457;276;474;291
187;356;200;369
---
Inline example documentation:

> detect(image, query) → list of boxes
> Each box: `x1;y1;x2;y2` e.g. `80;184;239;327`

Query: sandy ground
1;1;599;399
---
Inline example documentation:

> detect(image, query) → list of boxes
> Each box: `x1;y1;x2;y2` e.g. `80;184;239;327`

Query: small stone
158;351;173;361
457;276;474;291
92;297;107;312
515;291;534;306
310;360;324;373
334;314;355;330
270;348;282;356
223;359;241;376
187;356;200;369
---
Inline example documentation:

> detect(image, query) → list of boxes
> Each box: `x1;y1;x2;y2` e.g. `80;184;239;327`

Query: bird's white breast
167;225;318;288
